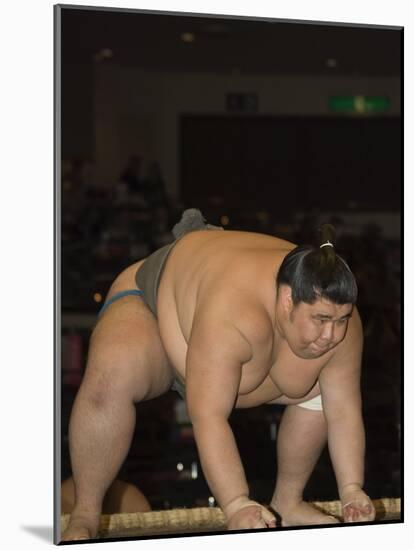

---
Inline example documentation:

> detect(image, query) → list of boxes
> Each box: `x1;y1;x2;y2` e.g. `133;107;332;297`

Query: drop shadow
21;525;53;543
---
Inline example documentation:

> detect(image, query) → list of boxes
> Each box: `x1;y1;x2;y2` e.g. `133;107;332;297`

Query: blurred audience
120;155;146;198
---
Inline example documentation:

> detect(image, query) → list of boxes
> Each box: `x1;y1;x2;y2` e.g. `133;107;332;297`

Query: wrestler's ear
278;284;294;314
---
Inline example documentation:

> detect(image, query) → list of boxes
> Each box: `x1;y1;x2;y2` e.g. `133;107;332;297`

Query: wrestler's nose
320;322;334;342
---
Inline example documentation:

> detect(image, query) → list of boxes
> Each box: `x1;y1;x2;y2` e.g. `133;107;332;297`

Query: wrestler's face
279;289;353;359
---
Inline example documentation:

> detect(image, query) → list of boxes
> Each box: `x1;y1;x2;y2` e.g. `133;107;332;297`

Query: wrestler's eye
314;318;326;324
337;318;348;325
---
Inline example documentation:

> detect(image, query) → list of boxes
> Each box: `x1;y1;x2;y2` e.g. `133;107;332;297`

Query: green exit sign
329;95;390;114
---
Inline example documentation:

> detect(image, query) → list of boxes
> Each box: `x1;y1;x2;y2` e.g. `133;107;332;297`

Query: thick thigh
83;294;174;403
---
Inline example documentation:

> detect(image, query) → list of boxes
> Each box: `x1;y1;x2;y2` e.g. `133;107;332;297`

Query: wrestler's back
157;230;295;388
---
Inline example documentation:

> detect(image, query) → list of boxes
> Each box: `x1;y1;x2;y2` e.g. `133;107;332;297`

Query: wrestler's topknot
276;224;357;305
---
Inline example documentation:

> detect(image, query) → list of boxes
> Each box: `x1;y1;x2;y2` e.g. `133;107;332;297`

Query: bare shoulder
193;282;274;350
319;307;364;408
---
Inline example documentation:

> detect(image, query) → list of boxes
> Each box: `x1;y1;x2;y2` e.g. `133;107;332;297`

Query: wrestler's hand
340;484;376;523
225;497;277;530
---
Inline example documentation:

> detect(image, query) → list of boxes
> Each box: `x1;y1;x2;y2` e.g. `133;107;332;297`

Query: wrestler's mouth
311;343;331;352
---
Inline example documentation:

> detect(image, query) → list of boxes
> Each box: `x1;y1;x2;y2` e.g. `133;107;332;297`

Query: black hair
276;224;358;305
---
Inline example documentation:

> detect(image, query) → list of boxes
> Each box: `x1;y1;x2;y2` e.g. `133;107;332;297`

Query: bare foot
61;514;100;541
272;500;340;527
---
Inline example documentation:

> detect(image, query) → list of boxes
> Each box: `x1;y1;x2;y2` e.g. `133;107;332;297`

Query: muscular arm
185;303;276;529
185;313;252;516
319;310;365;496
319;309;374;520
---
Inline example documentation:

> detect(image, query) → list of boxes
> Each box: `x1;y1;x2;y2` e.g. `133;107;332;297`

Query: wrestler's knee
81;343;154;405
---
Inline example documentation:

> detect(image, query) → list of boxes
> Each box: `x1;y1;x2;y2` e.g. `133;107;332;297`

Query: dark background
59;6;402;511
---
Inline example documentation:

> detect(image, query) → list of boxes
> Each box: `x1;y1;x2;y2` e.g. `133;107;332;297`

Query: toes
261;509;277;527
253;519;267;529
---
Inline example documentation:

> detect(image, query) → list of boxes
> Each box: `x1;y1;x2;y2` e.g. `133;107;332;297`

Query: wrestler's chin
295;344;331;360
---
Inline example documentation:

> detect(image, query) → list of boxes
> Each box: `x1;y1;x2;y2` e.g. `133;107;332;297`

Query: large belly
270;362;322;399
158;312;272;398
157;295;320;407
235;376;282;408
158;285;273;397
